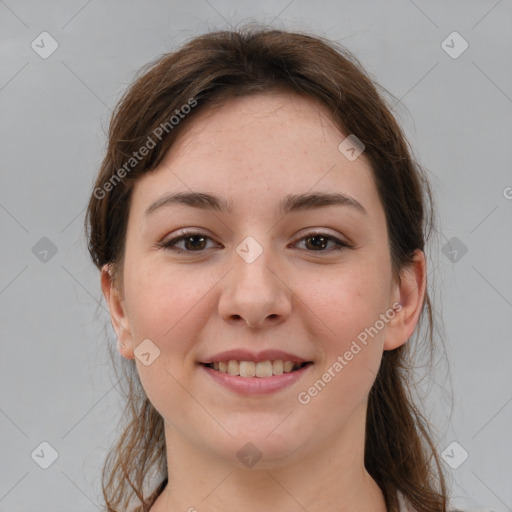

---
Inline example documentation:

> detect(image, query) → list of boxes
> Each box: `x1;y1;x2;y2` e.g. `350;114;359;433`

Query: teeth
255;361;273;378
272;360;283;375
208;359;306;377
283;361;294;373
227;360;239;376
239;361;256;377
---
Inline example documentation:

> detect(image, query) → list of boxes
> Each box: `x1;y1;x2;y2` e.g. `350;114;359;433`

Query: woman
86;26;450;512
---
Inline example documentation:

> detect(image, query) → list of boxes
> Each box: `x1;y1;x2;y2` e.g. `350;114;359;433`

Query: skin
101;92;426;512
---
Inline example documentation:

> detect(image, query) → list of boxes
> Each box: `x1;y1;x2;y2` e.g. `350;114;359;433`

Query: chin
205;425;306;469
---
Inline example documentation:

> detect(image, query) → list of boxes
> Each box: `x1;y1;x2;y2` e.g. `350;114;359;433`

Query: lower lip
200;363;312;395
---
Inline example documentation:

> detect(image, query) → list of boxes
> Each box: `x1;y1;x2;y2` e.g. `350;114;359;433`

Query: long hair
85;25;449;512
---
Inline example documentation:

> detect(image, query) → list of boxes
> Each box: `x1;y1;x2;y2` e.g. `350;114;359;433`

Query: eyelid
292;228;353;246
158;228;219;249
291;231;353;252
158;228;353;254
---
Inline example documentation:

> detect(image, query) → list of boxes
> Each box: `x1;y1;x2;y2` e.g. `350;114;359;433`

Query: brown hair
85;24;449;512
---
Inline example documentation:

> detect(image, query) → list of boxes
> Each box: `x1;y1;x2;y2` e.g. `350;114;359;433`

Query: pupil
184;235;327;251
186;235;206;250
306;235;327;250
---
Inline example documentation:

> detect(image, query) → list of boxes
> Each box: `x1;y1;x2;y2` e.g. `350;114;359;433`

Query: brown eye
159;231;350;254
304;234;330;251
295;232;350;253
161;232;216;253
181;235;208;251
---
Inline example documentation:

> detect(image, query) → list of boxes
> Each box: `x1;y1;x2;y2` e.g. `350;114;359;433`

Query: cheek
124;262;218;420
124;258;212;342
301;262;391;347
296;264;390;400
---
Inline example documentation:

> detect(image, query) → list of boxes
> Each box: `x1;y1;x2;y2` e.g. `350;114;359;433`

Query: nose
218;241;293;329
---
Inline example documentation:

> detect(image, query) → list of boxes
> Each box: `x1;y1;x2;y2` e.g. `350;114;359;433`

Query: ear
383;249;426;351
101;264;134;359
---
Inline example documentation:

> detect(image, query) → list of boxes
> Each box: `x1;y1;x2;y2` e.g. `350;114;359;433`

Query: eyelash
158;230;352;254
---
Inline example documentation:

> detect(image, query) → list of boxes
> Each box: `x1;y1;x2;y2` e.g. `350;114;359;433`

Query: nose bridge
218;234;292;327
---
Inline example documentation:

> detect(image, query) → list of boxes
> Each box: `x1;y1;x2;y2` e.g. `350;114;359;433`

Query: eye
159;231;218;253
293;231;352;252
159;230;351;254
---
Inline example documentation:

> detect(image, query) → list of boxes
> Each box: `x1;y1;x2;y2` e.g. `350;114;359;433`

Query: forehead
171;92;348;162
131;92;383;221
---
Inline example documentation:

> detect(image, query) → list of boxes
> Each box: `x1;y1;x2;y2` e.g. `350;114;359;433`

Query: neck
151;406;387;512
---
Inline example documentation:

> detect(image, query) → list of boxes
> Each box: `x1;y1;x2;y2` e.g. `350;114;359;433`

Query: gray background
1;1;511;511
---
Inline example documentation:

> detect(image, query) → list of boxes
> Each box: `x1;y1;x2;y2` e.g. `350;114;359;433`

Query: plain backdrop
1;1;511;511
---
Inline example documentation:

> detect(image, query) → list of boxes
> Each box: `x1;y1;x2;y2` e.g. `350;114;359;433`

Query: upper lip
200;349;312;364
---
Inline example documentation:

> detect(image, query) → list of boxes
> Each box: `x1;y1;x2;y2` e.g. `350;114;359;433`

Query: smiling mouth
201;360;312;378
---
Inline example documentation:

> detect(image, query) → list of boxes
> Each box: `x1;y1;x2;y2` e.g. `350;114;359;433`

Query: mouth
200;360;313;378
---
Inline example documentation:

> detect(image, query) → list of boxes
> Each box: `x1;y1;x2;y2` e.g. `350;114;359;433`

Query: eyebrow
145;191;368;216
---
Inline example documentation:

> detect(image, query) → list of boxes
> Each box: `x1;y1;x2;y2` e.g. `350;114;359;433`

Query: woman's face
103;92;423;468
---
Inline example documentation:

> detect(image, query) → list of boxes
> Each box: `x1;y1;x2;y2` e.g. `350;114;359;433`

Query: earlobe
101;264;135;359
383;249;427;351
